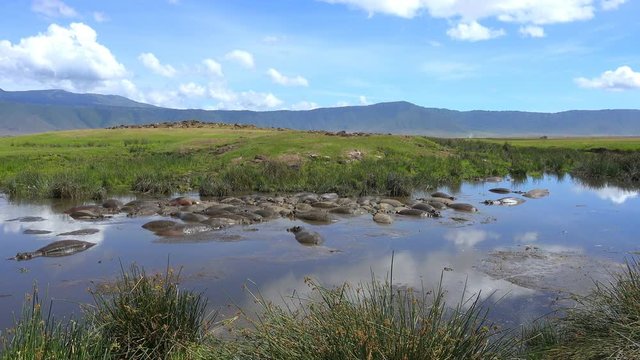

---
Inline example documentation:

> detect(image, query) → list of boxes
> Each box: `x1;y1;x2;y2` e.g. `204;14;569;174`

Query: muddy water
1;175;639;330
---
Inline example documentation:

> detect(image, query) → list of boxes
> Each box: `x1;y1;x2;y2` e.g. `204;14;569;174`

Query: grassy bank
1;125;640;199
4;259;640;359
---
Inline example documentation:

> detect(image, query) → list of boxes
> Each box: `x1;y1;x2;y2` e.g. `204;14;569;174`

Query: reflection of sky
444;229;499;248
573;184;639;204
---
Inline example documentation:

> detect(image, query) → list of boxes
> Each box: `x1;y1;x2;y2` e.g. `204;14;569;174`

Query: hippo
412;202;437;213
429;197;454;206
397;209;430;217
69;210;104;220
294;210;333;224
448;203;478;212
488;188;511;194
171;212;208;223
426;200;448;210
329;206;365;215
311;201;339;209
287;226;323;246
23;229;52;235
254;208;279;220
380;199;404;207
431;192;455;200
154;224;213;237
169;197;198;206
200;217;236;229
102;199;123;209
522;189;550;199
320;193;339;201
142;220;179;232
483;197;526;206
58;228;100;236
6;216;46;223
10;240;95;261
64;205;102;214
373;212;393;224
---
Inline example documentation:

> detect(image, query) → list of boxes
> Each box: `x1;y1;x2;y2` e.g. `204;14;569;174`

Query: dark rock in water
11;240;95;261
58;228;100;236
523;189;550;199
102;199;122;209
142;220;178;231
287;226;323;246
448;203;478;212
373;213;393;224
294;210;333;224
7;216;46;223
489;188;511;194
23;229;52;235
431;191;455;200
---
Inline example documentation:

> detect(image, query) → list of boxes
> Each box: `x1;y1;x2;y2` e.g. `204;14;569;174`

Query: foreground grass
1;125;640;199
4;259;640;359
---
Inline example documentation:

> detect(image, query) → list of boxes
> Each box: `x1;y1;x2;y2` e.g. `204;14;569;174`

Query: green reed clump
132;172;186;195
231;275;513;360
521;259;640;359
0;289;110;360
3;171;51;199
89;264;214;360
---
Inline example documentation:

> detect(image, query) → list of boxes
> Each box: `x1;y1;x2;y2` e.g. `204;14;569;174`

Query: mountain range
1;88;639;137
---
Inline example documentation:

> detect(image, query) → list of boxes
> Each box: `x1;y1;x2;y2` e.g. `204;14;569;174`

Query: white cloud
267;68;309;87
138;52;176;77
601;0;626;10
445;229;499;248
290;101;319;110
447;21;505;41
263;35;284;44
208;84;283;110
31;0;77;18
514;232;539;243
224;50;255;69
359;95;369;105
202;58;223;77
0;23;128;92
519;25;545;38
575;66;640;91
179;82;206;97
93;12;109;23
323;0;598;24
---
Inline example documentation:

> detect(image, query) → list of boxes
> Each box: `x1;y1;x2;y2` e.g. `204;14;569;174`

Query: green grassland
1;126;639;199
483;136;640;151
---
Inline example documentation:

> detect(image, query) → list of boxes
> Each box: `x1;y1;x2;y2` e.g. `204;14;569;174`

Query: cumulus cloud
267;68;309;87
447;21;505;41
575;66;640;91
31;0;77;18
601;0;626;10
138;52;176;77
359;95;369;105
224;50;255;69
179;82;206;97
0;22;129;92
208;84;282;110
519;25;545;38
202;58;223;77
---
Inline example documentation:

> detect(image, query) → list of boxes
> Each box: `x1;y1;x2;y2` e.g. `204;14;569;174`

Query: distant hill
1;88;639;137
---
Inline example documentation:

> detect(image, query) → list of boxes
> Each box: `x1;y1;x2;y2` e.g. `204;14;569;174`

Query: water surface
1;175;638;330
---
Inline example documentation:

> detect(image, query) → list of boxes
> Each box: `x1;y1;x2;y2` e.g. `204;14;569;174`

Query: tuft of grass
89;263;214;360
522;259;640;359
0;288;110;360
231;273;513;360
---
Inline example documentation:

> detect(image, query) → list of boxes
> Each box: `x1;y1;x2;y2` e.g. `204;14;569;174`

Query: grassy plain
1;126;640;199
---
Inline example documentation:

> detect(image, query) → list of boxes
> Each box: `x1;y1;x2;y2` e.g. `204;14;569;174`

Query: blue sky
0;0;638;111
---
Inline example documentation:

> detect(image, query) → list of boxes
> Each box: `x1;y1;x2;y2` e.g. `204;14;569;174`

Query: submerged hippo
142;220;179;232
522;189;550;199
287;226;323;246
397;209;439;218
373;212;393;224
448;203;478;212
58;228;100;236
294;210;333;224
431;192;455;200
10;240;95;261
489;188;511;194
483;197;526;206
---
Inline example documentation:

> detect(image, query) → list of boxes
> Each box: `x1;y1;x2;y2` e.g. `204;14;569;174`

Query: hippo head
287;226;302;234
14;252;33;261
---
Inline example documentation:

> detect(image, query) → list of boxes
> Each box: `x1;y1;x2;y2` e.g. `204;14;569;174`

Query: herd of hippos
7;186;549;260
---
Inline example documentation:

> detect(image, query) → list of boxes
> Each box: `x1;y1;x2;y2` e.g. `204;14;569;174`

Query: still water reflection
1;176;638;330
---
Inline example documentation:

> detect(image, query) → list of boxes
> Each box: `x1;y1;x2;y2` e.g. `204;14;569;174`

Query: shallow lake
1;175;639;331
